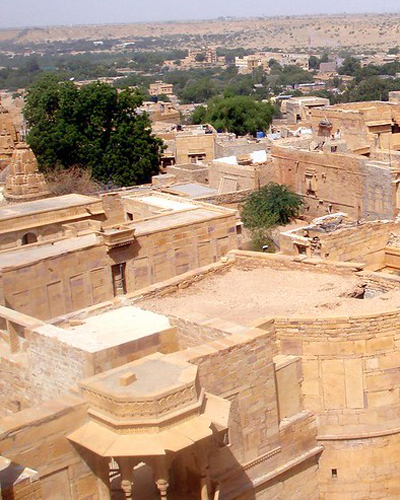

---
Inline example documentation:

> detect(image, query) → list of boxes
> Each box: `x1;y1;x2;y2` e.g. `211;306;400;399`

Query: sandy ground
141;267;400;325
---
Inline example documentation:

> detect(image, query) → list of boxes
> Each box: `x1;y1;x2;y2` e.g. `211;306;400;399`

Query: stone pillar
116;458;134;500
154;458;169;500
198;444;212;500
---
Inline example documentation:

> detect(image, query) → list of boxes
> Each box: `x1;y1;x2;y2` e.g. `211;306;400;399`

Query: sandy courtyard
141;266;400;325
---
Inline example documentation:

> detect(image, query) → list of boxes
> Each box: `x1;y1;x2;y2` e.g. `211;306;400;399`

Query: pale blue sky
2;0;400;29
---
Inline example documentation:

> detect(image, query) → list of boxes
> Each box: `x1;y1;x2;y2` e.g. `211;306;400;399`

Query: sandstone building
3;206;400;498
5;89;400;499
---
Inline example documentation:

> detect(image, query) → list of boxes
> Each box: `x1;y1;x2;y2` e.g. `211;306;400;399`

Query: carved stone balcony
98;225;135;250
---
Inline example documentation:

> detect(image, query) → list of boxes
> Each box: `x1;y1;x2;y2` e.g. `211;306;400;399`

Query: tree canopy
241;183;304;251
242;183;304;228
24;74;163;187
191;95;275;136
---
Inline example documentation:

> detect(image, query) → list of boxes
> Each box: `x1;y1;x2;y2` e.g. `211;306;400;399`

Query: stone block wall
165;163;209;184
0;212;238;321
168;314;237;349
0;397;100;500
319;434;400;499
165;322;321;500
271;144;395;220
270;309;400;499
215;140;270;159
0;355;29;416
315;220;395;269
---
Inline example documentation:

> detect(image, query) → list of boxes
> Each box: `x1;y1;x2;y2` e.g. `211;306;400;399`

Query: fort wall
271;144;396;220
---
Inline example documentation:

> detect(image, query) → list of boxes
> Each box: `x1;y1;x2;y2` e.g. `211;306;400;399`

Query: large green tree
241;183;304;251
242;183;304;228
24;74;163;186
192;95;275;136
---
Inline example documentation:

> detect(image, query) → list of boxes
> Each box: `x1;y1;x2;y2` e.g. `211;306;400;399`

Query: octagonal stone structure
80;353;203;431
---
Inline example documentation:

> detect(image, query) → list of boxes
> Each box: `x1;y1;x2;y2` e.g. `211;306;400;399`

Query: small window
331;469;338;479
127;212;133;221
21;233;37;245
295;244;307;255
236;224;243;235
305;172;317;196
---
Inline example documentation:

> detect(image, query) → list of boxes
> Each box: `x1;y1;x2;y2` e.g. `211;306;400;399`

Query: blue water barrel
256;131;265;139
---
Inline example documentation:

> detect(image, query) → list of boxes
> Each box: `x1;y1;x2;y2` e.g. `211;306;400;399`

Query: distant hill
1;13;400;52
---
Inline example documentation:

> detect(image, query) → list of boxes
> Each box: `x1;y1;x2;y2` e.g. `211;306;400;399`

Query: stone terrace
139;259;400;325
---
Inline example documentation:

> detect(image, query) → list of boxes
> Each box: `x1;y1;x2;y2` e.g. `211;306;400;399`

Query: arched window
21;233;38;245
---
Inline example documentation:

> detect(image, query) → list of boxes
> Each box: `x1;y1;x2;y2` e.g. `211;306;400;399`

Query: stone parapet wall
318;433;400;499
273;309;400;436
0;397;100;500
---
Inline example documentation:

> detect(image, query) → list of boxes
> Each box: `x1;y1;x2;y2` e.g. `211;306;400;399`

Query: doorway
112;263;127;297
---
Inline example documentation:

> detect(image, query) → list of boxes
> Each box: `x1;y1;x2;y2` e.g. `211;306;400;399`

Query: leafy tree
268;58;281;70
24;74;163;186
195;53;206;62
320;52;329;63
192;95;274;136
157;93;171;102
389;46;399;55
191;105;207;124
180;78;219;103
309;56;320;70
242;183;304;228
339;56;361;76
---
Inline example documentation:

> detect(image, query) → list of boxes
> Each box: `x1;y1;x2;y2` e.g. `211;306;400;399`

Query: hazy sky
3;0;400;29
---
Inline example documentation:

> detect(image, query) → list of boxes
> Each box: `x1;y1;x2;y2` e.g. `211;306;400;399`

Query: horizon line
2;10;400;32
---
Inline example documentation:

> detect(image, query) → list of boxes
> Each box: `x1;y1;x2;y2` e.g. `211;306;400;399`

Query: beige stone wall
24;324;178;405
319;434;400;499
165;163;209;184
280;220;398;270
0;356;29;415
310;102;400;152
0;397;100;500
1;213;238;320
270;309;400;498
320;221;396;269
175;134;216;164
167;314;236;349
271;144;395;220
169;323;321;499
0;198;106;251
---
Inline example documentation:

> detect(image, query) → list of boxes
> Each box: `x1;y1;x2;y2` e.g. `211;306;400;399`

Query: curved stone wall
274;309;400;499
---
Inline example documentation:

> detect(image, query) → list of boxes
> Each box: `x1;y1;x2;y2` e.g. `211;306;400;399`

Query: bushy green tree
339;56;361;76
309;56;320;70
192;95;274;136
24;74;163;186
241;183;304;250
242;183;304;228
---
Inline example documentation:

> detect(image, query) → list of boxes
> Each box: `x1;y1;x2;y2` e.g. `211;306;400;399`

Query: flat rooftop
214;150;268;166
0;233;99;270
39;306;172;352
134;207;229;236
87;358;188;396
167;183;217;198
140;265;400;324
0;194;100;220
130;194;196;212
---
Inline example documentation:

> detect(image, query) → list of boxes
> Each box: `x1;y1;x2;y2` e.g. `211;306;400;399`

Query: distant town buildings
235;51;310;74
